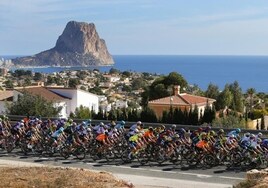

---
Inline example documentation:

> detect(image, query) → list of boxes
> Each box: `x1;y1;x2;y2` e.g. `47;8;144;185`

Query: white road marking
85;162;245;181
219;176;244;180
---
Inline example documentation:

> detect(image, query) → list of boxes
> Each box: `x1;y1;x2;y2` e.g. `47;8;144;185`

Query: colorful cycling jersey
51;128;64;138
114;124;124;130
129;134;139;142
261;139;268;148
196;140;208;149
227;130;239;138
129;124;138;131
226;137;235;145
144;130;153;138
250;140;259;149
96;133;107;142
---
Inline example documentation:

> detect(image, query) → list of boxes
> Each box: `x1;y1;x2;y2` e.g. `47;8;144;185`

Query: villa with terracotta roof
5;86;100;118
148;85;216;119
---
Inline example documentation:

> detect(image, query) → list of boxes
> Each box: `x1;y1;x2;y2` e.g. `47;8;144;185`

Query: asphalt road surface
0;149;246;188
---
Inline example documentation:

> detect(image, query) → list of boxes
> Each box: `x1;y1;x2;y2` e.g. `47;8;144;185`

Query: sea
1;55;268;92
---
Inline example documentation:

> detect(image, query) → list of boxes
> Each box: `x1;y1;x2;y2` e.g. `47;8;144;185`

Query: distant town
0;56;267;130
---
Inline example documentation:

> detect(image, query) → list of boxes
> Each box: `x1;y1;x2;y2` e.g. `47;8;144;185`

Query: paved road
0;149;246;188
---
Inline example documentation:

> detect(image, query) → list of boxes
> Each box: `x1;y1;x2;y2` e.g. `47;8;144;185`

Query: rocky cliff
12;21;114;66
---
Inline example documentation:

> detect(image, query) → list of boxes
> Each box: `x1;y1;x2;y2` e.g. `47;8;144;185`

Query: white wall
54;101;68;118
0;101;10;114
76;89;99;114
49;88;99;116
48;88;77;116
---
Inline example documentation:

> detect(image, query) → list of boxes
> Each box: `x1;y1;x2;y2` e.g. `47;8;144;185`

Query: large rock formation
12;21;114;67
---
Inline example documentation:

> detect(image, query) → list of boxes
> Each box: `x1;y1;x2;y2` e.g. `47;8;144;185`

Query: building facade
148;85;216;120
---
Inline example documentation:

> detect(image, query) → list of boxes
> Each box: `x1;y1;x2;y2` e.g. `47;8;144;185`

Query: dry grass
234;167;268;188
0;167;132;188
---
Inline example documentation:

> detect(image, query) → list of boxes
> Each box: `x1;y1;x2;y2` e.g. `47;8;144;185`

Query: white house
10;86;99;118
47;87;99;116
14;87;70;118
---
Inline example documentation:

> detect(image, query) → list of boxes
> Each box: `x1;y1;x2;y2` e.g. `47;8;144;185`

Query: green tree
108;108;117;120
122;71;131;77
7;92;62;117
246;87;256;113
229;81;244;112
109;68;120;75
80;86;87;91
205;83;220;99
4;79;14;88
33;72;43;81
142;72;188;104
12;69;32;78
140;107;158;123
122;85;132;92
164;72;188;88
132;78;146;90
161;110;168;123
68;78;80;88
191;105;199;125
88;87;104;95
73;105;91;119
23;78;32;86
216;85;233;110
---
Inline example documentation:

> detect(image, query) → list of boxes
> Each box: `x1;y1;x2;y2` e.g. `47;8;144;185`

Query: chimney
174;85;180;95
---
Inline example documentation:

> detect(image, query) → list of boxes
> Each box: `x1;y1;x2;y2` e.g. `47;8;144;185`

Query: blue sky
1;0;268;55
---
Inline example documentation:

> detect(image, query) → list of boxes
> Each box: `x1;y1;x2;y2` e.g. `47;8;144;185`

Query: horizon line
2;54;268;57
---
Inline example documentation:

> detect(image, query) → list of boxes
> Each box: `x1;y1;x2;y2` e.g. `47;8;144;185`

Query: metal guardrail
6;114;268;135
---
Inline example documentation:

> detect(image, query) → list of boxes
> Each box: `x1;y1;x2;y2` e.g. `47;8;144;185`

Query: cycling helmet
218;129;224;134
171;124;177;129
245;132;250;137
137;121;142;125
210;130;216;136
257;132;263;137
250;134;255;139
149;127;154;131
179;128;186;133
59;127;64;132
100;122;104;126
235;128;241;133
120;120;125;125
257;138;262;143
229;134;235;138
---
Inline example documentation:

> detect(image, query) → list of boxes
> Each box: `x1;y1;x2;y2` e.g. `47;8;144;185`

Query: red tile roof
16;87;70;101
0;91;13;101
148;95;188;105
148;93;215;106
180;93;215;104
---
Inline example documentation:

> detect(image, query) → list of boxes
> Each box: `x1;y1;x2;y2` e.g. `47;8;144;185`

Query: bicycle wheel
59;145;71;159
121;148;132;163
170;150;182;166
5;136;15;153
74;146;86;160
137;149;149;165
202;154;216;168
